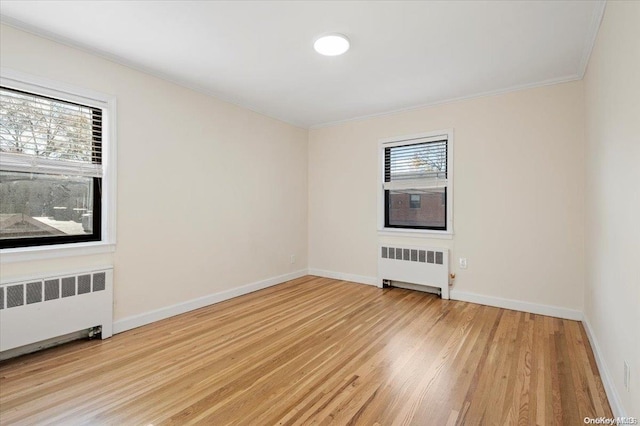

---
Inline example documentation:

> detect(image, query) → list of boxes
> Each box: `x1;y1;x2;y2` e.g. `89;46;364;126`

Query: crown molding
310;73;583;130
577;0;607;78
0;16;308;130
2;2;605;131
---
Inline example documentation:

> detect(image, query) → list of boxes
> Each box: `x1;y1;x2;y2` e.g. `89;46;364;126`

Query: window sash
382;178;448;191
0;175;102;249
383;139;448;189
0;86;103;176
0;152;102;177
384;188;448;231
384;139;447;186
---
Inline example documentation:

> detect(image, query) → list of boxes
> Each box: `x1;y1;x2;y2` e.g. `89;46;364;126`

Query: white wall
584;1;640;415
309;81;586;314
0;24;309;322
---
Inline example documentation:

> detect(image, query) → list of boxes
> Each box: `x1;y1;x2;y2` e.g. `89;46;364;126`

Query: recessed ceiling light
314;34;350;56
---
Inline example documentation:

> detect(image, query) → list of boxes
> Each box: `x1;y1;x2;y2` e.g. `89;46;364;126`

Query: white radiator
378;245;449;299
0;267;113;352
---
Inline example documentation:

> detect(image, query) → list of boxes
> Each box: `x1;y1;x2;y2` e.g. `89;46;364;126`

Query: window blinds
383;138;447;191
0;87;102;177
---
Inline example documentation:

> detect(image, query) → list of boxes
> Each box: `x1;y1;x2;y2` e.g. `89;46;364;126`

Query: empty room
0;0;638;424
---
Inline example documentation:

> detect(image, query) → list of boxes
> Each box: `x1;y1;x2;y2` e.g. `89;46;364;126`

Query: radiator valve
88;326;102;340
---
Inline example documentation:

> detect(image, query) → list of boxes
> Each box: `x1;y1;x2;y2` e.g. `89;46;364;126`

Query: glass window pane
0;87;99;164
387;188;445;228
0;171;94;240
386;140;447;182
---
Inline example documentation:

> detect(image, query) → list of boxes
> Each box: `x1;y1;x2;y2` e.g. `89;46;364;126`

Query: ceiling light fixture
314;34;350;56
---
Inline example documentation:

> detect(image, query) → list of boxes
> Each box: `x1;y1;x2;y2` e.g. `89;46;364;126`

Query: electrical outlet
459;258;468;269
624;361;630;391
290;255;296;264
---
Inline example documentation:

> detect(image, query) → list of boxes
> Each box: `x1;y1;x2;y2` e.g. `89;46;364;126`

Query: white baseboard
450;289;582;321
112;269;307;334
307;268;378;287
582;315;626;417
307;269;582;321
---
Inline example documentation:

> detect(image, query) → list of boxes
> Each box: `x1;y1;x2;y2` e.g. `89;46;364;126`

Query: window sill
0;241;115;264
378;229;454;240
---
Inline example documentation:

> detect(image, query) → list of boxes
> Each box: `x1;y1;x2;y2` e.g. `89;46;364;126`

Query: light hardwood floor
0;276;612;425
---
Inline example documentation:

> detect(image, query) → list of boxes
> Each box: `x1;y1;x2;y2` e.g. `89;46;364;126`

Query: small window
0;86;105;248
380;131;452;233
409;194;421;208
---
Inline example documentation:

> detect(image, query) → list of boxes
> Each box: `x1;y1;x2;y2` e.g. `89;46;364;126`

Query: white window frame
377;129;453;239
0;68;117;263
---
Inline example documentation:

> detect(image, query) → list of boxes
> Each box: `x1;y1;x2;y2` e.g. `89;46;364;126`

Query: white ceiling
0;1;605;128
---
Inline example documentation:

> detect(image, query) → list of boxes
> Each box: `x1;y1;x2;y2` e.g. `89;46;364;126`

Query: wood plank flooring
0;276;612;425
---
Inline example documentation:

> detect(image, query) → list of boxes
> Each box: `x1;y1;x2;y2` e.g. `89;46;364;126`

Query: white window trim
377;129;454;239
0;68;117;263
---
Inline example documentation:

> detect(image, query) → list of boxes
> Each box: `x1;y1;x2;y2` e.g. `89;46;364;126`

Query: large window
0;76;114;251
379;131;452;234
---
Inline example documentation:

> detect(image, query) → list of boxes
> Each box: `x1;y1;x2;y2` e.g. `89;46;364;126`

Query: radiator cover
378;245;449;299
0;267;113;352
